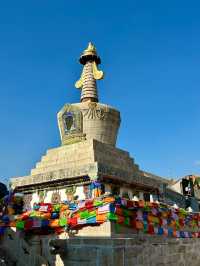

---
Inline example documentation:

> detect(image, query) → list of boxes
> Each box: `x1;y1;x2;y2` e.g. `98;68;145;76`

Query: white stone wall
27;183;158;210
29;185;86;208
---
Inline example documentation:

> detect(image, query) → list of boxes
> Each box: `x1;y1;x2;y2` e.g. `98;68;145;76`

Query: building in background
169;175;200;211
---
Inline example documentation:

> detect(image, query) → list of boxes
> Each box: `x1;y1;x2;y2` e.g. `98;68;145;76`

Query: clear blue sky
0;0;200;183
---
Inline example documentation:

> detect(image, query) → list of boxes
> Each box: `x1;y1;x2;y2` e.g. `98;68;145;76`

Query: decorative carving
38;190;46;203
65;186;76;202
51;192;61;204
57;104;86;145
23;193;32;211
62;105;82;134
83;102;105;120
83;184;92;199
64;112;74;131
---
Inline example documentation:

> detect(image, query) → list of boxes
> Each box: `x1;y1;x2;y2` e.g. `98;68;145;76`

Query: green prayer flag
124;217;130;226
80;210;89;219
107;212;117;221
88;211;96;218
59;217;67;227
94;200;103;207
16;220;25;230
53;204;61;212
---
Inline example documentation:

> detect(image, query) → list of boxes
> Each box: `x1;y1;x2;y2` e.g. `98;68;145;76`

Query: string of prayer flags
1;192;200;238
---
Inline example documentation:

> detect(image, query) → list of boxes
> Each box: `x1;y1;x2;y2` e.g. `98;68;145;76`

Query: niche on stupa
57;104;86;145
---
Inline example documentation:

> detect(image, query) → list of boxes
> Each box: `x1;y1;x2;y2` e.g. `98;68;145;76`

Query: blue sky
0;0;200;183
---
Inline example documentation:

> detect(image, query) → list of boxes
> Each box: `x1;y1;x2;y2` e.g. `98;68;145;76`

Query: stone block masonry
50;236;200;266
2;228;200;266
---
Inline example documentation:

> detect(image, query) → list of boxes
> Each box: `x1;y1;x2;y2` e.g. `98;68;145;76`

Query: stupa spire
75;42;104;102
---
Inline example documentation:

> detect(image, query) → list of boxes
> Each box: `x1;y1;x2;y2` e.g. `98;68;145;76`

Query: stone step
98;161;134;170
32;151;135;175
43;151;91;161
40;146;133;165
35;152;134;173
40;151;133;166
94;149;132;160
45;141;92;155
42;145;93;160
31;158;93;175
35;154;95;169
38;153;94;168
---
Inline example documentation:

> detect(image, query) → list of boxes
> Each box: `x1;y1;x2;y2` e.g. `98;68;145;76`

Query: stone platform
11;139;137;188
11;139;164;194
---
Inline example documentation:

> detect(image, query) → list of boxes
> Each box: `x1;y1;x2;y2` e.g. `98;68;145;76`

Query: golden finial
82;42;97;57
75;42;104;102
79;42;101;65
